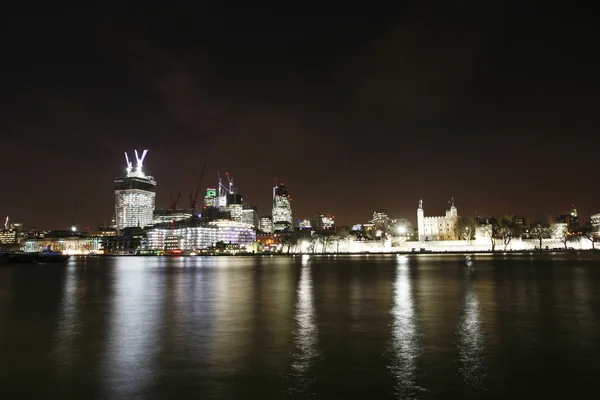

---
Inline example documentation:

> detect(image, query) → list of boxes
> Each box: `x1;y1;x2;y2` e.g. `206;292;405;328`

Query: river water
1;253;599;399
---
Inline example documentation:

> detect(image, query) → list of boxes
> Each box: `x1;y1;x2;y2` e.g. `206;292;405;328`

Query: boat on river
0;246;70;264
37;246;71;263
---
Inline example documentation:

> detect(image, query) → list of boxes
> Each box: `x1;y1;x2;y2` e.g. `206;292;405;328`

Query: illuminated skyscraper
242;205;259;228
259;215;273;233
204;188;217;207
272;183;293;232
114;150;156;231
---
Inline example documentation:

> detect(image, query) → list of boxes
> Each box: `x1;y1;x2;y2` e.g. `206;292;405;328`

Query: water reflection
458;275;486;391
389;255;423;398
288;261;319;397
100;258;161;398
54;265;78;374
208;257;255;375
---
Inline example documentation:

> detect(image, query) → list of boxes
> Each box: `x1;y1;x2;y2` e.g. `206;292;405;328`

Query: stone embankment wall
317;237;596;253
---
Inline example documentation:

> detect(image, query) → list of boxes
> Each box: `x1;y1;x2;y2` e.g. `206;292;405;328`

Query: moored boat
37;246;71;263
0;251;38;264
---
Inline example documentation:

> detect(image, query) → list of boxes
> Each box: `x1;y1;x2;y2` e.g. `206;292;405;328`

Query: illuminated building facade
417;198;458;241
0;230;17;245
309;212;335;231
591;213;600;234
298;219;311;229
371;210;388;223
272;183;293;232
204;188;217;207
223;193;243;222
147;220;256;251
241;205;259;228
23;231;103;255
1;217;23;245
259;215;273;233
114;150;156;230
152;209;192;225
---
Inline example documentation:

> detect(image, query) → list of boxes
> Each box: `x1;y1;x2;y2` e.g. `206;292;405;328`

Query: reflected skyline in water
389;255;424;398
53;264;78;376
458;272;487;392
288;255;319;397
101;258;162;398
1;254;600;399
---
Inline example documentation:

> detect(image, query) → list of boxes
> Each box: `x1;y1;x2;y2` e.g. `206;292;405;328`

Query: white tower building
114;150;156;231
417;198;458;241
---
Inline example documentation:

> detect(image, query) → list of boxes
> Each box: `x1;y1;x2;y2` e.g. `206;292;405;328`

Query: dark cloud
0;4;598;229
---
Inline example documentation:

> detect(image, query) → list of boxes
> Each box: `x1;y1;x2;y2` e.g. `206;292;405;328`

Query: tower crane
169;168;192;232
189;163;207;217
225;171;235;194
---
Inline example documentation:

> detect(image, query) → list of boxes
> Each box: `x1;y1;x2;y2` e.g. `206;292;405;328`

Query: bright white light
397;226;407;234
71;225;77;232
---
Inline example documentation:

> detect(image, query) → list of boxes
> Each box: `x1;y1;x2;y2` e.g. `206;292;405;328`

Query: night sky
1;2;597;230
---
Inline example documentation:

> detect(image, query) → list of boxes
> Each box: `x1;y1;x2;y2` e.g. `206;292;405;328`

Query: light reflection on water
100;257;162;398
208;258;255;376
2;254;600;399
288;255;319;398
389;255;424;398
458;273;487;392
53;264;78;374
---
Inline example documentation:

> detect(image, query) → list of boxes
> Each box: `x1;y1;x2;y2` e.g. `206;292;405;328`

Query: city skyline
1;4;597;229
1;148;593;231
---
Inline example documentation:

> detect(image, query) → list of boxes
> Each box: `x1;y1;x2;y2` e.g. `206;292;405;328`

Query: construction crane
189;163;207;217
169;168;192;232
225;171;235;194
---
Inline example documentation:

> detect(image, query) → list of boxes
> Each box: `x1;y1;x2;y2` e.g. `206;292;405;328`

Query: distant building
23;230;103;255
556;205;579;233
417;198;459;241
272;183;293;232
371;209;390;234
202;206;231;221
102;227;148;255
152;209;192;225
114;149;156;230
298;218;311;229
591;213;600;233
371;210;388;223
89;227;117;238
204;188;217;207
0;230;17;245
309;212;335;231
1;218;22;245
223;193;243;222
259;215;273;233
241;205;259;228
147;220;255;251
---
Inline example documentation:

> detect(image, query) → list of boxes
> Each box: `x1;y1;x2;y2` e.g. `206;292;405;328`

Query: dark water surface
1;253;600;399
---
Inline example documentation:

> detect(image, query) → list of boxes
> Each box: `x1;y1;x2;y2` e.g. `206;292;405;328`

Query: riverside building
417;198;459;241
147;220;256;251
